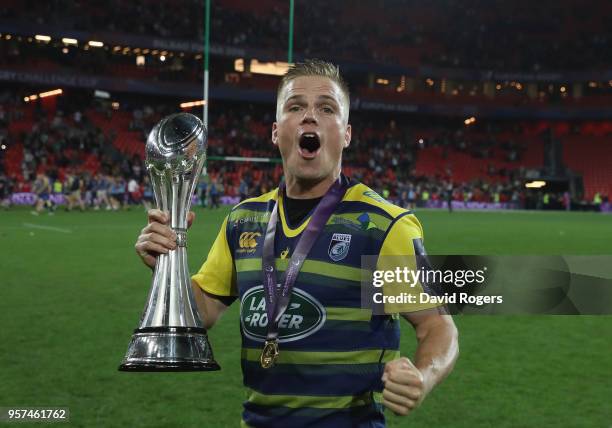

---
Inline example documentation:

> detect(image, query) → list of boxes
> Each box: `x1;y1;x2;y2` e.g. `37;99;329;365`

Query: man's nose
301;106;318;124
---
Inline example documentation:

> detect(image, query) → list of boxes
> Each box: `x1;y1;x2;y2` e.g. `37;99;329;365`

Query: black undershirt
283;175;351;225
284;195;323;226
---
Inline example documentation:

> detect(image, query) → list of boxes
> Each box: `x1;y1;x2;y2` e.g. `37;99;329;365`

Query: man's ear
272;122;278;146
343;123;352;148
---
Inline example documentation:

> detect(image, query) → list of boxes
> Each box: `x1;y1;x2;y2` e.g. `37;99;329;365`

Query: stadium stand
2;0;611;70
0;0;610;212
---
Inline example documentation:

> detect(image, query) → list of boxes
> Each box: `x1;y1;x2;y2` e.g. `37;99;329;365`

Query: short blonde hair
276;59;350;123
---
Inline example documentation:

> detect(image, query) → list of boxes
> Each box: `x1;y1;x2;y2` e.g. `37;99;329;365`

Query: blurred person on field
109;176;126;211
31;171;53;215
142;176;154;212
0;172;12;209
209;177;220;209
198;172;209;207
127;177;141;206
65;172;85;212
94;173;112;211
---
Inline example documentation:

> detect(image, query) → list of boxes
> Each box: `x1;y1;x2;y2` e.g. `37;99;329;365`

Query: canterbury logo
239;232;261;249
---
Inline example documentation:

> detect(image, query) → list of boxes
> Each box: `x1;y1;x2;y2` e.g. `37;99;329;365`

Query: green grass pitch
1;207;611;427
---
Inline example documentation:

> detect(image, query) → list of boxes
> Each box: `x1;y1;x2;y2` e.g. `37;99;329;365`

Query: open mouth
298;133;321;159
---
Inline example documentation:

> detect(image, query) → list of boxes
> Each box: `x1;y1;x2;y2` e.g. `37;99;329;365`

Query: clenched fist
382;357;426;416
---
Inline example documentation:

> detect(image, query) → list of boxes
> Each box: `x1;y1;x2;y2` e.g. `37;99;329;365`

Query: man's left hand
381;357;426;416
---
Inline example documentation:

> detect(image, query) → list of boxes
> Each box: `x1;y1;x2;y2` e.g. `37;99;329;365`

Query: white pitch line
23;223;73;234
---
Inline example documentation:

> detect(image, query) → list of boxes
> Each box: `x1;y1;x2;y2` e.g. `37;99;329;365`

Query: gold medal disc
260;340;279;369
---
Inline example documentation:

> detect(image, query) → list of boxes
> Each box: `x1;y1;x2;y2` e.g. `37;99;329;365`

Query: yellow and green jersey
192;178;429;428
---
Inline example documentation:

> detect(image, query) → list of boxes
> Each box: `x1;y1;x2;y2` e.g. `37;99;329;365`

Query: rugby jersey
192;178;433;428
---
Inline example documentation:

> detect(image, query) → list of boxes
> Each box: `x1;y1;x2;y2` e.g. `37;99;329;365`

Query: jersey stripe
235;258;364;282
245;389;379;409
241;348;399;365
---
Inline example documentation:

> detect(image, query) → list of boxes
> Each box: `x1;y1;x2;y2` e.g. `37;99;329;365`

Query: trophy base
119;327;220;372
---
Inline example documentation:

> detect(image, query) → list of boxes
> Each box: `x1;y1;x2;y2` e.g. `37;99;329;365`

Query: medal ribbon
262;177;348;344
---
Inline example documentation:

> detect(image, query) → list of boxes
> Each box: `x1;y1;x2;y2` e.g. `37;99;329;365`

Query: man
93;173;111;211
239;177;250;201
445;181;454;213
31;171;52;215
0;172;12;209
209;177;221;209
135;60;458;427
65;171;85;212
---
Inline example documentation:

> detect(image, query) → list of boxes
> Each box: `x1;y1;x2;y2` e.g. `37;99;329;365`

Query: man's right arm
135;209;235;330
191;281;231;330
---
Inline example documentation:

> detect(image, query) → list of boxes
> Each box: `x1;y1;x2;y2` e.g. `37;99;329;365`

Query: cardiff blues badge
328;233;352;261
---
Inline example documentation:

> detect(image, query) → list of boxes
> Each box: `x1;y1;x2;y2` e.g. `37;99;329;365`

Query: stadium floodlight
249;59;290;76
180;100;206;108
88;40;104;47
35;35;51;42
62;38;78;45
94;90;110;99
39;89;63;98
24;94;38;102
525;181;547;188
234;58;245;72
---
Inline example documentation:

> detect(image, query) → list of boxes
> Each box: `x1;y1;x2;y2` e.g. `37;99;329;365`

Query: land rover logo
240;286;326;343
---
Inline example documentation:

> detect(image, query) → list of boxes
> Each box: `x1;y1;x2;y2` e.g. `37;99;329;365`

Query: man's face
272;76;351;183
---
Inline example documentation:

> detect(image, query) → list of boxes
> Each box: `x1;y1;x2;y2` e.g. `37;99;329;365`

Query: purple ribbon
261;177;348;342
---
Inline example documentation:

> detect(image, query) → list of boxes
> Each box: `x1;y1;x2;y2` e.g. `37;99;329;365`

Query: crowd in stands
1;0;611;71
1;90;609;213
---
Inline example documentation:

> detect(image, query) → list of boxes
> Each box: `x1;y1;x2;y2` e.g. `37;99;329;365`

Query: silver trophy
119;112;220;371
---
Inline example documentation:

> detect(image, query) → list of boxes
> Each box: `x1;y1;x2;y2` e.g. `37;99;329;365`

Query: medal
259;177;348;370
260;339;279;369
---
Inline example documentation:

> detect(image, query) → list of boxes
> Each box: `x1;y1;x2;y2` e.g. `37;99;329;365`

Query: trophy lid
146;113;207;167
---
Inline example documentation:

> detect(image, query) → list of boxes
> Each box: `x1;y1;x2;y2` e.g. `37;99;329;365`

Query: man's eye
288;105;301;112
321;106;334;114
